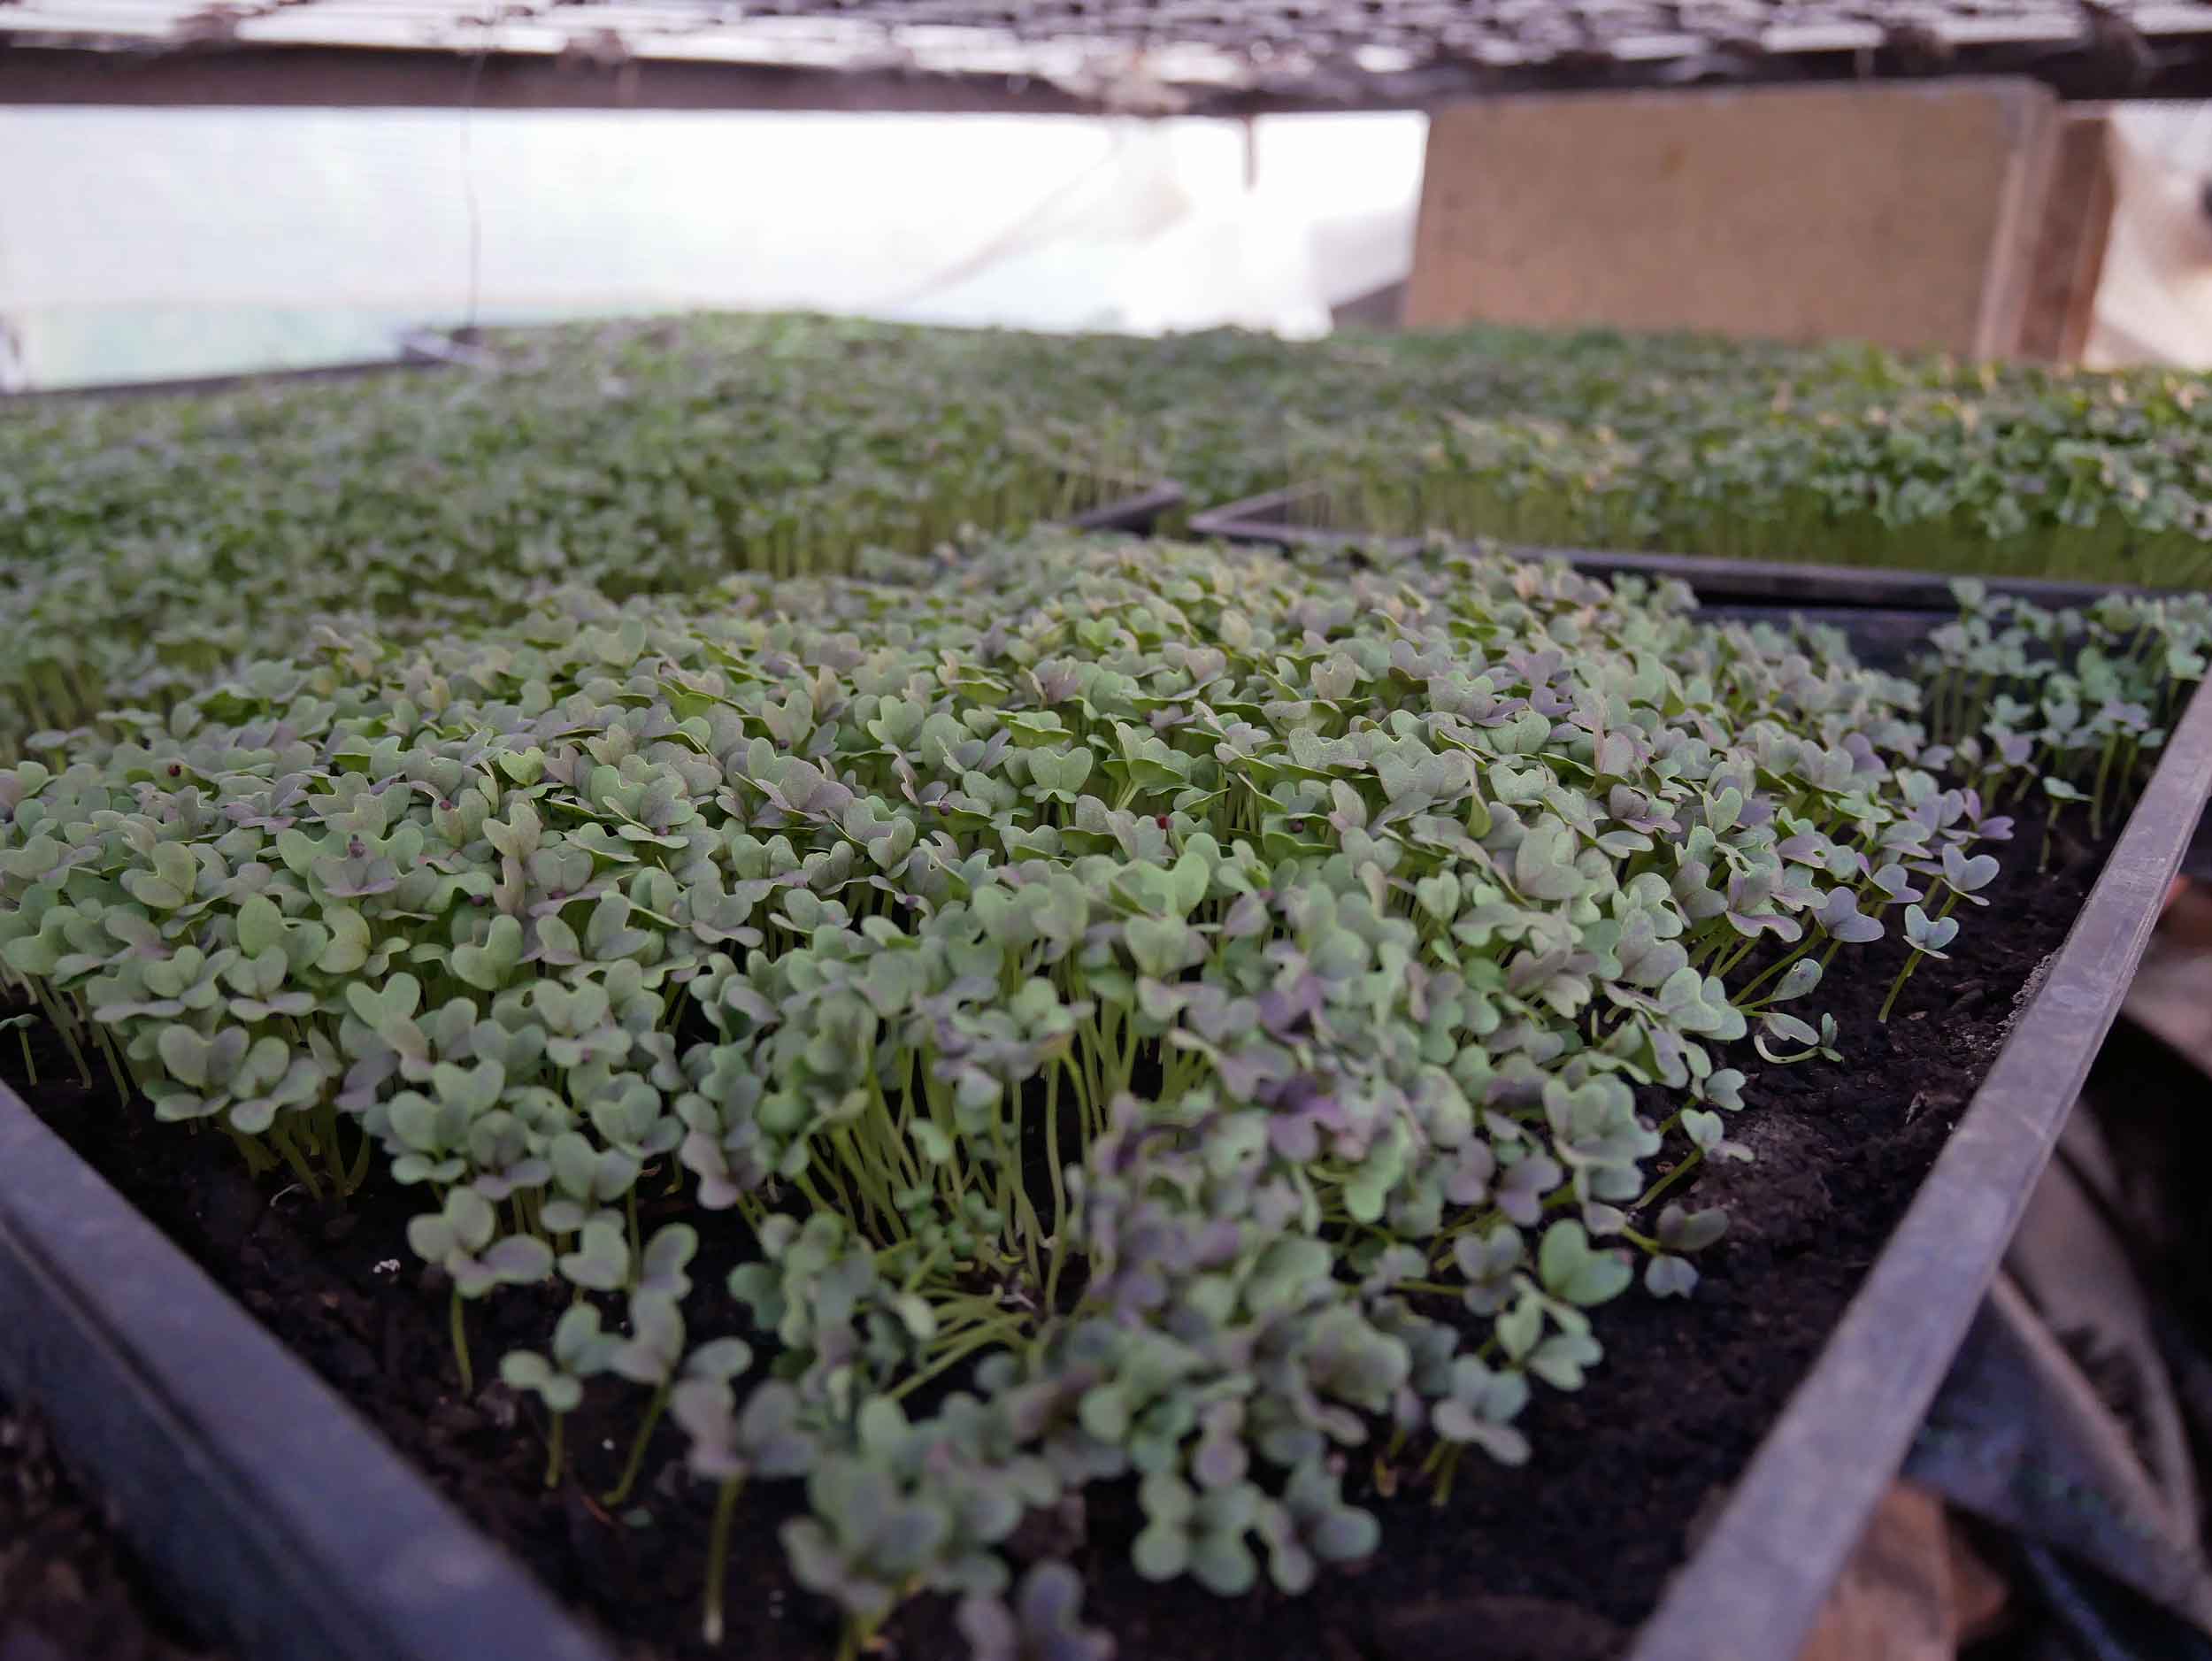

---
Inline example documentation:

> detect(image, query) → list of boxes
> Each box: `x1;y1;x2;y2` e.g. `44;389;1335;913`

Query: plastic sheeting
0;108;1423;388
2088;105;2212;368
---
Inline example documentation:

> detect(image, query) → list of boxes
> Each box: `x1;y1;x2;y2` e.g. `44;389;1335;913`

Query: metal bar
1630;671;2212;1661
0;1080;617;1661
0;42;1121;112
11;35;2212;112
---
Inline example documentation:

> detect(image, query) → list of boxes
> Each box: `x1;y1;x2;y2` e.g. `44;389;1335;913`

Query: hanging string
460;40;489;336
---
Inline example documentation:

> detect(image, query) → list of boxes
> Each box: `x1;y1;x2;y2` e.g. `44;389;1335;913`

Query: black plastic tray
1630;672;2212;1661
0;1084;616;1661
1061;479;1187;535
0;329;487;407
4;540;2206;1661
1189;484;2163;613
1697;604;1938;671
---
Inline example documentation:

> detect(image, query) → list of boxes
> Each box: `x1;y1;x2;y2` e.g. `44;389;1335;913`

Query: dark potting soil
1;804;2108;1661
0;1396;230;1661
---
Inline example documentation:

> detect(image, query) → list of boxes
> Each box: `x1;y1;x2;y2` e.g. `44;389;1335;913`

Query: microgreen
2;461;2199;1657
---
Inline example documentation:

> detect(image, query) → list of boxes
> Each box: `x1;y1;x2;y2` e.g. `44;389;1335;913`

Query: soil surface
0;804;2108;1661
0;1396;230;1661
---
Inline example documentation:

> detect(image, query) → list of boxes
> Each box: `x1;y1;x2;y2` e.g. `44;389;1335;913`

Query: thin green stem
1878;955;1921;1024
344;1119;377;1192
1631;1149;1705;1218
31;983;91;1088
222;1124;278;1178
702;1475;746;1645
887;1316;1028;1402
1732;932;1818;1004
603;1381;670;1506
449;1288;474;1396
268;1118;325;1201
2090;739;2116;842
94;1024;131;1098
1044;1062;1071;1311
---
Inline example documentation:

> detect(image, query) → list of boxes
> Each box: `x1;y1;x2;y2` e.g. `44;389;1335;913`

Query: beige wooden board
2019;110;2118;362
1793;1482;2009;1661
1407;79;2060;355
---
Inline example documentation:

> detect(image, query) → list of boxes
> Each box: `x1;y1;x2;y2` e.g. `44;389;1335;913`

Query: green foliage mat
9;312;2212;757
3;525;2203;1657
4;777;2102;1661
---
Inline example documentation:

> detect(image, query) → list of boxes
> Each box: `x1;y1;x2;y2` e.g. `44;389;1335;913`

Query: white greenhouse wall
0;107;1425;388
2090;104;2212;368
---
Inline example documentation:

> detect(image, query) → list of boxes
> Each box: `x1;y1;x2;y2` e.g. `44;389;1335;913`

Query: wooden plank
1973;77;2064;358
2016;108;2119;361
1405;80;2061;356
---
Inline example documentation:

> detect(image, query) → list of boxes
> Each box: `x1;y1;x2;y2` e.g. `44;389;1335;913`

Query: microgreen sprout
500;1304;618;1486
1;433;2200;1657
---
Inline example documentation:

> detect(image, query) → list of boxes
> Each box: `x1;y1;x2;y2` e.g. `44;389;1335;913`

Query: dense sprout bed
498;317;2212;588
10;312;2212;755
0;314;1150;755
2;528;2202;1658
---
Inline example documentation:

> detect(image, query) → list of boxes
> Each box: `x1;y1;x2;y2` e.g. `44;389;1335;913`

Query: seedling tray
10;688;2210;1661
0;1080;615;1661
3;596;2207;1661
0;329;482;408
1628;669;2212;1661
1189;485;2162;612
0;351;1181;546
